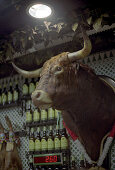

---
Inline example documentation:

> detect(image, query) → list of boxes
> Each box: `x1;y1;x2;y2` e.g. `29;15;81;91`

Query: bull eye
53;66;63;75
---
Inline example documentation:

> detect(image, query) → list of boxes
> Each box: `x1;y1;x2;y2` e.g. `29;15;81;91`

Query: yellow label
13;90;18;101
26;111;32;123
29;83;35;94
33;109;40;122
6;142;14;151
29;139;35;151
41;110;47;121
0;143;2;151
35;139;41;151
22;84;28;95
54;138;61;149
8;92;13;103
48;108;55;120
48;138;54;150
0;96;2;104
41;139;47;150
61;137;68;149
2;93;7;104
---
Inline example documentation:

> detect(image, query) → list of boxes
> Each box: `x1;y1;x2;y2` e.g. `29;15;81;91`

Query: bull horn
68;26;92;61
12;62;42;78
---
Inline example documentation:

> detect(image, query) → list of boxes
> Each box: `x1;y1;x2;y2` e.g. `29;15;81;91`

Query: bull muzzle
31;90;52;109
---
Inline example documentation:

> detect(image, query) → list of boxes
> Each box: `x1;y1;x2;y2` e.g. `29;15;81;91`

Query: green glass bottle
33;108;40;123
54;125;61;152
35;127;41;153
22;78;29;96
2;82;7;105
48;108;55;122
41;109;47;123
29;78;35;95
41;126;48;153
61;128;69;151
48;126;54;153
29;128;35;152
7;81;13;104
13;80;19;103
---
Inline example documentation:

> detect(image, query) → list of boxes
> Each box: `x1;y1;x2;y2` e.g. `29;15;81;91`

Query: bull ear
68;26;92;61
12;62;42;78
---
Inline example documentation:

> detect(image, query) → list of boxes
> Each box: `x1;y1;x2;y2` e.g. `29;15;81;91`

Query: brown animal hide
4;116;22;170
32;59;115;162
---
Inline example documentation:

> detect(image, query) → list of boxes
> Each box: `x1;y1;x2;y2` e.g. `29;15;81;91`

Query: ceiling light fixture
27;3;52;19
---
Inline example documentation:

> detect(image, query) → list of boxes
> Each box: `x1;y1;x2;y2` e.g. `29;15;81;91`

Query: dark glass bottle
48;126;54;153
41;126;48;153
35;127;41;153
2;82;7;105
29;78;35;95
29;128;35;153
62;153;68;170
60;128;69;151
54;125;61;152
13;80;19;103
7;81;13;104
22;78;29;96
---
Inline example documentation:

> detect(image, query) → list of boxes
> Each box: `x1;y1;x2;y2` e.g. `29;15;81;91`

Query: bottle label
33;110;40;122
8;92;13;103
29;83;35;94
13;90;18;101
48;108;54;120
41;139;47;150
2;93;7;104
61;137;68;149
35;139;41;151
29;139;35;151
54;138;61;149
48;138;54;150
26;111;32;123
22;84;28;95
0;96;2;104
41;110;47;121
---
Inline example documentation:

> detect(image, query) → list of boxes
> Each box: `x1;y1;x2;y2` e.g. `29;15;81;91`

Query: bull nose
31;90;52;104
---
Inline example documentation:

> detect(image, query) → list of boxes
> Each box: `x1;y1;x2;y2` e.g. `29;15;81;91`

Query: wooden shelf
0;101;21;109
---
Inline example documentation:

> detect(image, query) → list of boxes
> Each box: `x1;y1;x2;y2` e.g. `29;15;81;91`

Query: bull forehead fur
36;52;115;162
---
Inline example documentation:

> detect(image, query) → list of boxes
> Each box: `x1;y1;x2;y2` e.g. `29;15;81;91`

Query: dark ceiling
0;0;114;78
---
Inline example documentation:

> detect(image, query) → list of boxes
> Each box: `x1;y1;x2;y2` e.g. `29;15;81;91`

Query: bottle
26;108;33;124
29;128;35;152
29;155;34;170
62;153;68;170
48;126;54;153
2;82;7;105
13;80;19;103
71;156;76;170
7;81;13;104
33;108;40;123
41;126;48;153
0;85;2;105
61;128;69;151
41;110;47;123
54;125;61;152
29;78;35;95
36;78;40;88
48;108;55;122
35;127;41;153
55;109;61;120
22;78;29;96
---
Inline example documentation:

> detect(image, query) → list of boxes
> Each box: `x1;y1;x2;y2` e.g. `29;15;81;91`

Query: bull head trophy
12;25;115;169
